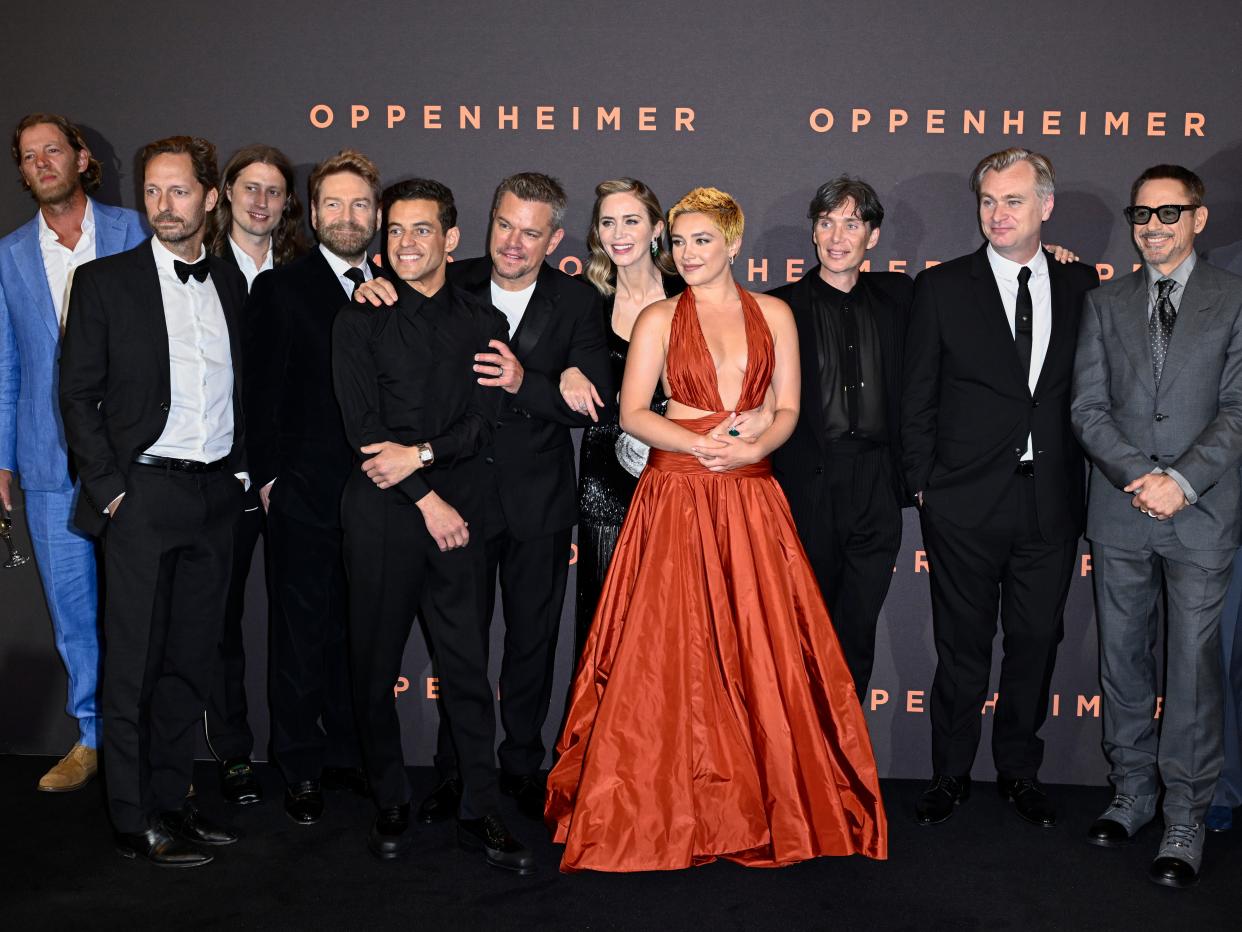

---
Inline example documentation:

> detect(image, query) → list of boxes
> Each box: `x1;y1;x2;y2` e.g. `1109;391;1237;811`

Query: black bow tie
173;257;211;284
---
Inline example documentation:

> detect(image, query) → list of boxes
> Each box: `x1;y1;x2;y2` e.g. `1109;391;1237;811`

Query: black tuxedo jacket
243;248;354;529
447;256;612;540
768;268;912;508
901;244;1099;540
60;240;248;537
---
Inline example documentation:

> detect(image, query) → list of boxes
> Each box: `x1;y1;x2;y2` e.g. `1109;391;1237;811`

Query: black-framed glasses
1123;204;1198;225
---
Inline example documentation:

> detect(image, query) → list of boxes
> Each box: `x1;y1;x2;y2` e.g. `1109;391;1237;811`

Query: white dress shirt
229;235;273;291
319;243;372;298
987;244;1051;462
491;279;537;338
38;199;96;331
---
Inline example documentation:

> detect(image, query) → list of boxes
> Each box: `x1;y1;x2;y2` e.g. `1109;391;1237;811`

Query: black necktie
1014;266;1033;382
173;257;210;284
343;266;366;297
1150;278;1177;385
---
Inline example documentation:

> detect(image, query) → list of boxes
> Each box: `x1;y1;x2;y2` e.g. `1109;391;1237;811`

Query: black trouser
791;444;902;699
919;468;1077;779
101;465;241;833
344;474;498;817
204;503;263;762
435;518;572;780
266;507;359;785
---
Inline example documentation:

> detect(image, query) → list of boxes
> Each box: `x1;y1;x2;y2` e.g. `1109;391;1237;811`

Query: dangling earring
729;254;735;266
650;239;659;258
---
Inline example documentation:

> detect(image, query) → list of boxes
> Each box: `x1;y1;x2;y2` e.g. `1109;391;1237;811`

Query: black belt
133;453;226;473
1016;460;1035;477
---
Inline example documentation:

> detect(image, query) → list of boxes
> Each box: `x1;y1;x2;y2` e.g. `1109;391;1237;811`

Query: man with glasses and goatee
1072;164;1242;889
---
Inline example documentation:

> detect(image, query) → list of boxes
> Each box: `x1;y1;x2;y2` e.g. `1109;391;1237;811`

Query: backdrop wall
3;0;1241;784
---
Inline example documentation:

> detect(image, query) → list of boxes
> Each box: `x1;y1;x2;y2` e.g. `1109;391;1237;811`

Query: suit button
1032;401;1040;408
160;402;170;412
1154;413;1166;421
814;466;823;475
495;421;503;428
485;456;495;465
1151;455;1159;462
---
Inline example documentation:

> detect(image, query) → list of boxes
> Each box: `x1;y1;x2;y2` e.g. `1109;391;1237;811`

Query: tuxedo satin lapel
1157;266;1218;394
969;249;1027;394
1115;273;1157;398
134;245;172;403
12;224;61;342
209;257;244;363
512;264;557;358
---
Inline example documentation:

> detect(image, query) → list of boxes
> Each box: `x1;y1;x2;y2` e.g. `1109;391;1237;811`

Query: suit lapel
133;243;172;406
1158;263;1218;394
1033;259;1071;397
11;219;61;342
513;263;557;359
1114;272;1158;398
93;200;127;260
792;271;828;453
969;246;1028;395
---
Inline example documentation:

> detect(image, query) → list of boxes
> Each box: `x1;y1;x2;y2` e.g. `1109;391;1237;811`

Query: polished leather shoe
323;766;370;797
1205;804;1233;832
1087;792;1157;847
284;780;324;825
916;774;970;825
368;804;412;860
161;802;239;845
458;813;536;875
219;757;262;806
499;771;548;823
416;777;463;824
1149;822;1205;888
998;776;1056;827
115;822;213;868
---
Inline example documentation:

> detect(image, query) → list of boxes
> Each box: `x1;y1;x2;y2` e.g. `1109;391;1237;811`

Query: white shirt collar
319;242;370;279
38;198;95;246
986;242;1049;280
151;235;207;276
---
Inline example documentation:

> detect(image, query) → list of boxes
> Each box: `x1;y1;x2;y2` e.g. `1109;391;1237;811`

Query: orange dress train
545;284;888;872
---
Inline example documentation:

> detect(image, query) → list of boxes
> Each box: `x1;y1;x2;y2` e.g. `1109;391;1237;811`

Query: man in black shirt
769;176;911;699
332;178;534;873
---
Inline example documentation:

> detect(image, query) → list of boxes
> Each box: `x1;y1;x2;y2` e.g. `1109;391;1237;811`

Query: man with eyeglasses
1071;164;1242;888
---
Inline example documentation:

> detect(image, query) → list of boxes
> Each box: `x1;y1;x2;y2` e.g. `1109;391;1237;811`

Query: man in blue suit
0;113;146;791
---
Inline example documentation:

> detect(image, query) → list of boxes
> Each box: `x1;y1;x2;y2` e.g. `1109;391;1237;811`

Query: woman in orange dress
545;187;887;872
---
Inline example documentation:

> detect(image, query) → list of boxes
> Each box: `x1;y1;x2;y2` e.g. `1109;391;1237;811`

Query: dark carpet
3;756;1238;931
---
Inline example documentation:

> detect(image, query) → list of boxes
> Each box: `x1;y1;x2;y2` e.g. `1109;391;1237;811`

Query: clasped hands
689;410;773;473
1124;471;1187;521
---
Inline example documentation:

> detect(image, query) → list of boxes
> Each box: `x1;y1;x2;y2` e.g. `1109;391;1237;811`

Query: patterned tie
1149;278;1177;385
1014;266;1033;382
343;266;366;297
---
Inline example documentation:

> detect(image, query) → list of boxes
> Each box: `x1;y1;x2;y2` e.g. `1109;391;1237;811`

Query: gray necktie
1149;278;1177;385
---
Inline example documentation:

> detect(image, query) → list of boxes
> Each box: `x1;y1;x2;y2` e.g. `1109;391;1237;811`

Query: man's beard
151;210;202;245
32;174;78;207
320;220;374;260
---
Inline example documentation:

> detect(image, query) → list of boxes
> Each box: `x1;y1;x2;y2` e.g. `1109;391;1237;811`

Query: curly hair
584;178;675;296
11;113;102;195
667;186;744;243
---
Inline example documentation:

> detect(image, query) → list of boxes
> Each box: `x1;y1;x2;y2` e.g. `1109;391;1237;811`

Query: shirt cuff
235;472;251;491
1157;466;1198;505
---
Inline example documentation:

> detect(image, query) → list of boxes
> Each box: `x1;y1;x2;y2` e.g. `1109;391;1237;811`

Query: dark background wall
3;0;1241;783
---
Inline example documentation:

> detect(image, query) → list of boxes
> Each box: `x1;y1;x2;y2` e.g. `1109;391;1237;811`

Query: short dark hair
490;171;567;229
139;135;219;192
11;113;102;194
807;175;885;229
381;178;457;233
1130;164;1205;206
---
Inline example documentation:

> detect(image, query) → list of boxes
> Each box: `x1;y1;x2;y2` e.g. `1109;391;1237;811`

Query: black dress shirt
809;274;886;443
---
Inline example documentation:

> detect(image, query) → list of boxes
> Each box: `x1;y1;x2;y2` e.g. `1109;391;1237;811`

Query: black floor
3;756;1239;931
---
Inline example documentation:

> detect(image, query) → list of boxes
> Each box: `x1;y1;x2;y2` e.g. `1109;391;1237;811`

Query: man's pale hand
107;492;124;517
558;366;603;422
0;469;12;511
260;479;275;513
1124;472;1188;520
474;340;525;393
353;278;398;307
1044;243;1080;264
417;492;469;551
361;441;422;489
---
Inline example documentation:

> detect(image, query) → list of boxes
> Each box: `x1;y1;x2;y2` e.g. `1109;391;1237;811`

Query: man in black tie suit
243;150;379;825
60;136;248;866
902;147;1099;828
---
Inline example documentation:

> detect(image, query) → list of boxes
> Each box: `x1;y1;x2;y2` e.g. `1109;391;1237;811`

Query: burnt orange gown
545;284;888;872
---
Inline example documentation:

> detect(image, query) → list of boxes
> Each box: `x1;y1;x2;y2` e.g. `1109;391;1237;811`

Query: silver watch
418;442;434;466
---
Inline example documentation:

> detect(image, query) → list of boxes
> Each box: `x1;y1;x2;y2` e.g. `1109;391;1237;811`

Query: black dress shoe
368;804;412;860
916;774;971;825
1150;855;1199;888
499;771;548;823
161;802;239;845
458;813;536;875
115;822;213;868
284;780;324;825
998;777;1056;827
323;766;370;797
416;777;463;824
219;757;262;806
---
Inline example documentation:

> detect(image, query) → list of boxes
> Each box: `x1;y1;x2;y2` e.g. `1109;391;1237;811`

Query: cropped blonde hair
667;186;744;244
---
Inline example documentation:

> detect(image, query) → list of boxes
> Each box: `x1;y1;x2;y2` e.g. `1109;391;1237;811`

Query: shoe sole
1086;833;1134;848
114;846;214;868
225;795;263;807
38;776;94;793
457;834;536;875
1148;871;1199;889
368;840;412;861
285;812;321;826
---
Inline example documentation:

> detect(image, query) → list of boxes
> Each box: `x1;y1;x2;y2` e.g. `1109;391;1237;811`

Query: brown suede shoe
38;743;98;792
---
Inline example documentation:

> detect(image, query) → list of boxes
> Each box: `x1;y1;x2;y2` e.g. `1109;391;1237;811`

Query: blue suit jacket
0;199;147;491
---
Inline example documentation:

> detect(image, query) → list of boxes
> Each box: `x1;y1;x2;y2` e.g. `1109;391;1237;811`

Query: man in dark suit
60;136;248;867
1072;165;1242;888
768;176;911;699
203;143;308;807
244;150;377;825
902;147;1099;828
334;178;533;871
353;172;612;823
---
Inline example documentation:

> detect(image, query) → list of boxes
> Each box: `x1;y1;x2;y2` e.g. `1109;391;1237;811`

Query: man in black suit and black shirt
769;176;911;700
901;147;1099;828
243;150;377;825
354;172;612;824
334;178;534;872
60;136;248;867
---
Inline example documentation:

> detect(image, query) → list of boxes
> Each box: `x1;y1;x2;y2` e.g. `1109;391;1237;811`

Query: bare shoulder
634;295;678;330
750;290;794;328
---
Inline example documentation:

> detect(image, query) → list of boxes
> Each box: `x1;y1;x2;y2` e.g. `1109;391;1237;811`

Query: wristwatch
417;442;435;466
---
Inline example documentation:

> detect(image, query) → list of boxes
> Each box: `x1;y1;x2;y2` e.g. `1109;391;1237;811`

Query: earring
729;254;735;266
650;239;659;257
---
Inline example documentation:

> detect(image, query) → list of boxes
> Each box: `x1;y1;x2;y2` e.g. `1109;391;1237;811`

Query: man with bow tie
60;135;249;867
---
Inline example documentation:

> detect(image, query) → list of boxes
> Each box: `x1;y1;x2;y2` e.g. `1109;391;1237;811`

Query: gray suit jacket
1071;258;1242;551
